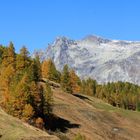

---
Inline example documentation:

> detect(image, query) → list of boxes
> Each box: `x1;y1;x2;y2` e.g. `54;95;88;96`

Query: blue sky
0;0;140;53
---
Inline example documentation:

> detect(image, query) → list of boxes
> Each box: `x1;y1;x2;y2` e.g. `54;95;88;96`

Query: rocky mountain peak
53;36;75;47
43;35;140;85
82;35;111;44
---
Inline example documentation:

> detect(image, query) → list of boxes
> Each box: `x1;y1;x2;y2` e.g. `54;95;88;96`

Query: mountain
43;35;140;85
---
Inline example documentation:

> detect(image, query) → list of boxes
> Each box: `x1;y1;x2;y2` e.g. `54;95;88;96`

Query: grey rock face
44;35;140;85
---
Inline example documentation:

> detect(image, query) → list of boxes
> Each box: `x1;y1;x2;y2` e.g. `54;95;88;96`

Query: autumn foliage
41;59;61;83
0;43;53;128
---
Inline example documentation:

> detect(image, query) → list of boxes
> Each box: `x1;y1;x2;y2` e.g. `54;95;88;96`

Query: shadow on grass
73;94;91;101
45;115;80;133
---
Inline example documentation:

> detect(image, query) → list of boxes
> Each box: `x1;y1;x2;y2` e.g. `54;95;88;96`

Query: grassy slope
0;108;59;140
52;88;140;140
1;86;140;140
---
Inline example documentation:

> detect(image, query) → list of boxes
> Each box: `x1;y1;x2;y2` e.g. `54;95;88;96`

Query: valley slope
1;87;140;140
52;88;140;140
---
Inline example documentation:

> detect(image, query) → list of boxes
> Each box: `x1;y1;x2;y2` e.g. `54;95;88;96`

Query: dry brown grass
0;108;59;140
52;88;140;140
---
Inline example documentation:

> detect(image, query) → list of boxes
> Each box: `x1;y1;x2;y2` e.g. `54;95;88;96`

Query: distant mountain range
41;35;140;85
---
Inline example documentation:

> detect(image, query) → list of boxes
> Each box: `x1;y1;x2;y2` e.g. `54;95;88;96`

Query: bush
73;133;86;140
35;117;44;129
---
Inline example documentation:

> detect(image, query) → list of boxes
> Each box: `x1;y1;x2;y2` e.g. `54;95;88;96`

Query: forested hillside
0;43;53;129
